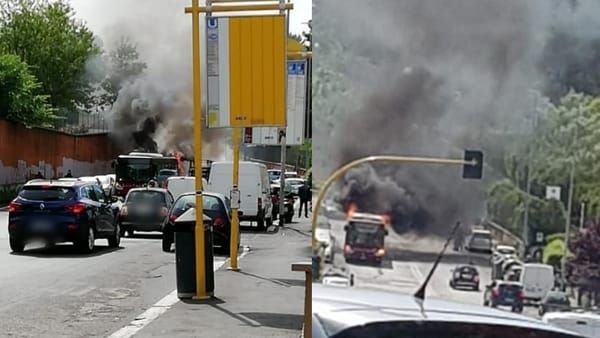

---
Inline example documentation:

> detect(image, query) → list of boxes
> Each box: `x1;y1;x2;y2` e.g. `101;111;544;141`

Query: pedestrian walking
64;170;73;178
298;181;311;218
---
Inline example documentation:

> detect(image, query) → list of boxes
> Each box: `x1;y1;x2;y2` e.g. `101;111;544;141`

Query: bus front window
116;162;155;183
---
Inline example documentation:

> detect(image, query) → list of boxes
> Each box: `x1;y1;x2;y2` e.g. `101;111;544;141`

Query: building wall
0;120;118;185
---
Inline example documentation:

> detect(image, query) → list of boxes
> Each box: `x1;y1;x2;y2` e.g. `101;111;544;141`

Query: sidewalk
134;217;312;338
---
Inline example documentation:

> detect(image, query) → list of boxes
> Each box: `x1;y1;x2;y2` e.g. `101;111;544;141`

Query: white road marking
107;247;250;338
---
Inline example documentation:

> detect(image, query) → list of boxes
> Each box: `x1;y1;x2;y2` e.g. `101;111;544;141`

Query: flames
174;151;184;175
346;202;358;219
345;201;391;228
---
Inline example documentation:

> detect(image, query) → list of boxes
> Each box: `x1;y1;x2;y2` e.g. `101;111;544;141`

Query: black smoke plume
318;0;600;236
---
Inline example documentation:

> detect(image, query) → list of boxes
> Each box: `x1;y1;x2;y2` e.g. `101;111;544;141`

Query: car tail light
492;288;500;297
375;248;385;257
474;275;480;282
160;207;169;217
213;217;226;228
344;244;353;254
120;206;128;216
65;203;86;215
169;213;178;223
8;201;22;213
518;290;524;299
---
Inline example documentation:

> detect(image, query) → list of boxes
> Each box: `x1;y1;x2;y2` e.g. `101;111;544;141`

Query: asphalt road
0;211;270;338
322;214;540;319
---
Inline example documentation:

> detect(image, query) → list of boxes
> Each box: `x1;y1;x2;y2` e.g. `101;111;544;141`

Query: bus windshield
346;222;385;248
116;159;156;183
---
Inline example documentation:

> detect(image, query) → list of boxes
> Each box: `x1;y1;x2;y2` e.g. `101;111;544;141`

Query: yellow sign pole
187;0;208;300
311;155;477;250
229;127;241;271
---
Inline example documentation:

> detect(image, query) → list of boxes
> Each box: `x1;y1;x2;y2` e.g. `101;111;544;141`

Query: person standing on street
298;181;311;218
64;170;73;178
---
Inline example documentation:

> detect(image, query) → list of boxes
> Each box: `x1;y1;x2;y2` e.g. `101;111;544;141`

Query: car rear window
18;186;75;201
546;293;569;304
460;267;477;274
172;195;224;217
499;284;521;294
127;190;166;204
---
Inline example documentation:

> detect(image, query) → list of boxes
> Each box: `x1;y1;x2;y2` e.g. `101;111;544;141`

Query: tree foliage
487;90;600;247
0;0;98;115
0;53;56;126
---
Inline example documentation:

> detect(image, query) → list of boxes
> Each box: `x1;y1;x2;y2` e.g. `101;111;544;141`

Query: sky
69;0;312;36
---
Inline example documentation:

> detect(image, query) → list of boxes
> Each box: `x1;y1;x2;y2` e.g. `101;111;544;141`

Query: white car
315;227;335;263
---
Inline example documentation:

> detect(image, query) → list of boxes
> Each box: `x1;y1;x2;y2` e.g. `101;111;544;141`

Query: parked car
315;221;336;263
539;291;571;316
483;280;524;313
7;179;120;253
118;187;174;236
449;264;480;291
161;191;240;255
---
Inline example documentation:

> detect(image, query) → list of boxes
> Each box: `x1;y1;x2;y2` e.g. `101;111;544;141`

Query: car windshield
127;190;165;204
18;186;76;201
471;237;491;247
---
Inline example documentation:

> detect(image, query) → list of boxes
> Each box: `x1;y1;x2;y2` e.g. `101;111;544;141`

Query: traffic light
462;150;483;179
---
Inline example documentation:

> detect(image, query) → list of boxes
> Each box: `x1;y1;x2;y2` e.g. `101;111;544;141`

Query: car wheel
257;216;265;230
162;231;173;252
9;237;25;253
108;224;121;248
77;227;95;253
449;280;454;288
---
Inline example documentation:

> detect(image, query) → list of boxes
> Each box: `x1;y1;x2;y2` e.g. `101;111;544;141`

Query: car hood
313;284;577;337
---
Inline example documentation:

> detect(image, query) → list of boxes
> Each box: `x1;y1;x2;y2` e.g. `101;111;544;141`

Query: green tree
487;91;600;240
0;53;56;126
0;0;98;116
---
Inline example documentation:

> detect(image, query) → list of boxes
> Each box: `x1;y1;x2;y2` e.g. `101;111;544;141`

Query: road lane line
107;247;250;338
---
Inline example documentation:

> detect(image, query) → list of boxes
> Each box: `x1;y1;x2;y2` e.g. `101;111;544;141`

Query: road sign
205;15;287;128
243;60;307;145
536;232;544;243
546;186;561;200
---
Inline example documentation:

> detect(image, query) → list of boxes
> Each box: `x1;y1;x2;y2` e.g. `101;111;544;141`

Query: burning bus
112;152;181;197
343;203;389;266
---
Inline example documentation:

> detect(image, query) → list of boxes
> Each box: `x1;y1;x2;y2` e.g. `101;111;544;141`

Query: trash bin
174;207;215;299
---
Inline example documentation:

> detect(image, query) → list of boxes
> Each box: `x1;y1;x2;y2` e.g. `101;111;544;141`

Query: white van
519;263;555;302
543;311;600;338
208;161;273;228
166;176;208;201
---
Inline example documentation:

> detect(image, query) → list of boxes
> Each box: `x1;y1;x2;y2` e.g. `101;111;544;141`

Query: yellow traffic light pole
310;155;478;258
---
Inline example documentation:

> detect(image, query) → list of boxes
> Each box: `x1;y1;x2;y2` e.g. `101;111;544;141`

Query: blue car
7;178;121;253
